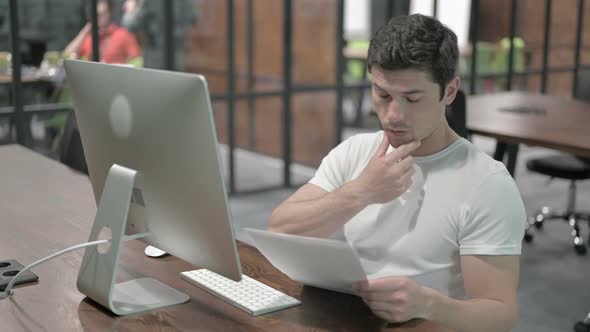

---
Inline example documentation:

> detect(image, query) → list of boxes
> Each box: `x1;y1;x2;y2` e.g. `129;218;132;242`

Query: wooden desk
467;91;590;174
0;145;451;331
0;72;56;106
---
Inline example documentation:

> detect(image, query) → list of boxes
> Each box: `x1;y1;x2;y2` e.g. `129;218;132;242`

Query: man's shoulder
437;139;512;197
340;131;383;153
78;34;92;55
343;131;382;145
461;144;517;200
336;131;383;159
452;139;507;175
474;148;507;177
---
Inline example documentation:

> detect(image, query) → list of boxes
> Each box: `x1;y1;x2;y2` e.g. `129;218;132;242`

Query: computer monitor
64;60;242;314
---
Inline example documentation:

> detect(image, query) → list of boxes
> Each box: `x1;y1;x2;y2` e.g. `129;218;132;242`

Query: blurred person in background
63;0;141;65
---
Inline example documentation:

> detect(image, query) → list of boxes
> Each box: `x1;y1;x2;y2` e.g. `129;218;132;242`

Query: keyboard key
180;269;301;316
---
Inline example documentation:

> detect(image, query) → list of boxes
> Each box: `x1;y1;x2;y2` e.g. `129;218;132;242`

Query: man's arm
425;255;519;332
64;23;91;58
267;182;369;237
123;31;142;62
268;137;420;237
353;255;519;332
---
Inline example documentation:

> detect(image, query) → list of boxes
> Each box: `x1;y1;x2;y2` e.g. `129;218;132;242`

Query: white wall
410;0;471;49
343;0;471;46
345;0;370;40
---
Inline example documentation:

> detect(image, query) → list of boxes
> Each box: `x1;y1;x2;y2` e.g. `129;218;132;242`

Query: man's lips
386;129;409;135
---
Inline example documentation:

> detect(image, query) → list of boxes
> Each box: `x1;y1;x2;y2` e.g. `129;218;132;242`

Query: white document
245;228;367;294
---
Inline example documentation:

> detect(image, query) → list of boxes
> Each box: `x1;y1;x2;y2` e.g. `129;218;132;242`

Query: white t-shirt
309;131;526;299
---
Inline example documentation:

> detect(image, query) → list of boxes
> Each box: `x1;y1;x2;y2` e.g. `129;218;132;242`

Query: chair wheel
523;233;534;243
534;221;544;229
574;244;587;255
574;321;590;332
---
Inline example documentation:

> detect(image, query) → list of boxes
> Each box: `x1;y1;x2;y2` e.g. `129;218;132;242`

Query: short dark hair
367;14;459;99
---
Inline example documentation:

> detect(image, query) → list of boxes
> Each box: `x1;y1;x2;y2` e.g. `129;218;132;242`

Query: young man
268;14;525;332
64;0;142;64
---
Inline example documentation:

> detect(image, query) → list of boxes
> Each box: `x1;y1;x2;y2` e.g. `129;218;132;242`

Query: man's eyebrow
401;89;425;95
372;84;424;95
372;83;386;91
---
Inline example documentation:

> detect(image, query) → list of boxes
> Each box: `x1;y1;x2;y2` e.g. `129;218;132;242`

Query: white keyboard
180;269;301;316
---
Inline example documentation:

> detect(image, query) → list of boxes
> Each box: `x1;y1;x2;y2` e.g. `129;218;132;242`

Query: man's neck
99;23;115;36
411;122;460;157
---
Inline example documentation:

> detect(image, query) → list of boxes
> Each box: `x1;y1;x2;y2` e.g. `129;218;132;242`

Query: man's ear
444;76;461;105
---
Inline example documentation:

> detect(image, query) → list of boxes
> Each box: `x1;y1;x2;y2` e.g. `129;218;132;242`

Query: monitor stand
77;164;190;316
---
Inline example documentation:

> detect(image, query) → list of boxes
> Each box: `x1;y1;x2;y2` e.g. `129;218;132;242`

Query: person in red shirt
64;0;142;64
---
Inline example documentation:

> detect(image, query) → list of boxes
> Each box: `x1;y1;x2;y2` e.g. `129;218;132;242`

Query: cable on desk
0;232;149;300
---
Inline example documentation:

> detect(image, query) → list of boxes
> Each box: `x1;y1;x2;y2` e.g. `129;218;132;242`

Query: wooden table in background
0;73;46;84
467;91;590;175
0;145;452;331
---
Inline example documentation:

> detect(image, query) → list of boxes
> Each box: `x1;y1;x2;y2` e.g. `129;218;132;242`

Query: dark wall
370;0;410;36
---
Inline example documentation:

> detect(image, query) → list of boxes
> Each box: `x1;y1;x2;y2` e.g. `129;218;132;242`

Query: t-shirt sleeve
124;31;142;59
308;138;352;192
77;36;91;59
458;170;526;255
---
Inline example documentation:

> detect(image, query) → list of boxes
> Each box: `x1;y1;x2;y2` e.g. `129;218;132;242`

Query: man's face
97;2;112;30
371;67;450;148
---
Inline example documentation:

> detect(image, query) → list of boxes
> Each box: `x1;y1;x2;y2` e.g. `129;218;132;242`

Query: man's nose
384;99;405;122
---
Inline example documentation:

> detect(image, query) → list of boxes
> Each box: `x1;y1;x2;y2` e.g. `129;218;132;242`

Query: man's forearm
64;25;90;56
268;181;368;237
64;33;86;56
424;287;518;332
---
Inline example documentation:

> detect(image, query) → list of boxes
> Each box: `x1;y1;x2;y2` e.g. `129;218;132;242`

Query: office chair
58;111;88;174
524;69;590;255
446;89;468;139
523;156;590;254
574;312;590;332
